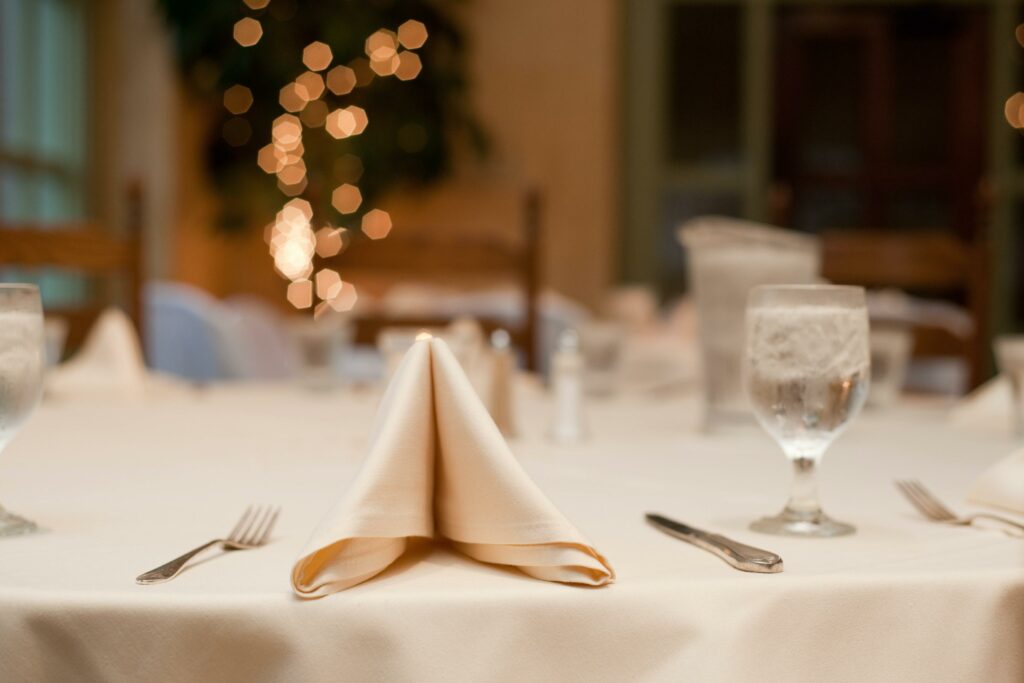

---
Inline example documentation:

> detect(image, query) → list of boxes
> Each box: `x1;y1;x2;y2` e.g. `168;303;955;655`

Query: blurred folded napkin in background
968;448;1024;515
291;336;613;598
950;377;1010;436
47;308;181;398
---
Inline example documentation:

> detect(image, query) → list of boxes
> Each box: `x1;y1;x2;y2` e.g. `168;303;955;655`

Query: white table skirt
0;383;1021;682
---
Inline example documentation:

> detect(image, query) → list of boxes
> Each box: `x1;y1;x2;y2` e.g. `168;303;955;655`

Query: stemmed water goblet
0;285;45;536
744;284;870;537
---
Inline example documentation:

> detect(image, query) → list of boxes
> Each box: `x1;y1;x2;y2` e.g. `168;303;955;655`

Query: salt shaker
488;329;516;438
549;328;587;443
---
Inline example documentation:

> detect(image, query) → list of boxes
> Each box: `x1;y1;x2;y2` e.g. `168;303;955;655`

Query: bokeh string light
225;11;429;311
157;0;475;281
218;2;436;311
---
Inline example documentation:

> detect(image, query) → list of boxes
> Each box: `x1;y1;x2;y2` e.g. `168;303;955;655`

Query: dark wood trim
323;186;544;371
0;184;145;353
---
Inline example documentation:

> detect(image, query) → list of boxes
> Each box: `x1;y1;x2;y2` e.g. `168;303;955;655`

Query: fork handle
135;539;223;584
970;514;1024;535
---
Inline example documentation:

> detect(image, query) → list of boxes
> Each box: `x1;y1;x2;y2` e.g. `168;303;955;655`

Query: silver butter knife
646;513;784;573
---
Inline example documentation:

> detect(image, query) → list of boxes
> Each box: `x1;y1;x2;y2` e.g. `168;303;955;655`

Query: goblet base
750;509;855;538
0;508;38;537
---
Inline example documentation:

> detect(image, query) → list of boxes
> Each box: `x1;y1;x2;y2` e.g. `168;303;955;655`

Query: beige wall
156;0;621;309
95;0;177;278
458;0;620;308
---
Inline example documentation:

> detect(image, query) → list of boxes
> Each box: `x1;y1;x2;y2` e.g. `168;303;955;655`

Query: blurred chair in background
821;227;987;391
145;282;244;382
327;183;542;370
0;185;144;357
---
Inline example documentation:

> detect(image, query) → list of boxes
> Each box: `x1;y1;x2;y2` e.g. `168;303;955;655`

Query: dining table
0;379;1021;682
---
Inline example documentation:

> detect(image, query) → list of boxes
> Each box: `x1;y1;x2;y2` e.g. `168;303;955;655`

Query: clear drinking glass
744;285;870;537
994;335;1024;438
680;218;820;428
0;285;45;536
289;315;353;391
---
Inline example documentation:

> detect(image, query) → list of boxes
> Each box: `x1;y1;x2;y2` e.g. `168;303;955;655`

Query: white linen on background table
0;383;1021;682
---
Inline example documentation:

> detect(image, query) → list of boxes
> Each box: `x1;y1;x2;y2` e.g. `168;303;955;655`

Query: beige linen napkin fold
47;308;181;398
949;376;1010;435
291;337;614;598
968;448;1024;515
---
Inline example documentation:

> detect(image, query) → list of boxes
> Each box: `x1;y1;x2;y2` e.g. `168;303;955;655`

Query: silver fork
895;480;1024;536
136;505;280;584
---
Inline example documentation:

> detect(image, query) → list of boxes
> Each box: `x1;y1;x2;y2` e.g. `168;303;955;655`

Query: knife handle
691;533;783;573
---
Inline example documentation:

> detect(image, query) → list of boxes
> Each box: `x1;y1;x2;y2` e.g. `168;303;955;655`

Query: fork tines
895;479;955;521
231;505;281;546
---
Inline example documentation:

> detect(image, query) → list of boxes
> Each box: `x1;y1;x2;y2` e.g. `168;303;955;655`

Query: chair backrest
820;228;988;386
328;184;542;370
0;185;144;356
144;282;243;382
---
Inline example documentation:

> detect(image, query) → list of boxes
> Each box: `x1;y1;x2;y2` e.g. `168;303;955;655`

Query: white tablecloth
0;383;1021;682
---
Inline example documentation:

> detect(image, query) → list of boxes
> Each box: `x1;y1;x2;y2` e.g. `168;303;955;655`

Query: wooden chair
326;187;542;370
820;228;988;387
0;186;144;355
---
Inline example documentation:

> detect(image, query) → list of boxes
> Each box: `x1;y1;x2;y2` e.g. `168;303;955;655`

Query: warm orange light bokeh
315;227;346;258
347;106;368;135
279;82;310;113
303;41;333;72
286;280;313;309
331;184;362;214
398;20;428;49
315;268;343;300
272;114;303;148
1005;92;1024;128
300;100;328;128
325;108;356;139
395;52;422;81
326;65;357;96
365;30;399;62
326;280;358;312
223;85;253;114
257;144;286;174
325;106;367;139
296;71;325;100
370;53;401;77
361;209;392;240
233;18;263;47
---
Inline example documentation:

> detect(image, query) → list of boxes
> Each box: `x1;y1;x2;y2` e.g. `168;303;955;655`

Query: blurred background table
0;384;1020;682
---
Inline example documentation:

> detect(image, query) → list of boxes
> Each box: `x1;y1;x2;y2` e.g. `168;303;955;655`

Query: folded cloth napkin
949;377;1011;436
47;308;180;398
968;448;1024;515
291;337;614;597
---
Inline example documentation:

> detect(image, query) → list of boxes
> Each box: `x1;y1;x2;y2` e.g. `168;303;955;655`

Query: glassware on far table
578;320;625;397
994;335;1024;438
289;314;353;391
679;218;820;429
0;285;45;536
743;284;870;537
866;323;912;409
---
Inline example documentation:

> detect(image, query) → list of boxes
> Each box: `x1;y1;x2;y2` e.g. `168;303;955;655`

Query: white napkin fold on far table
47;308;182;398
291;337;614;598
949;376;1011;435
968;449;1024;515
946;377;1024;513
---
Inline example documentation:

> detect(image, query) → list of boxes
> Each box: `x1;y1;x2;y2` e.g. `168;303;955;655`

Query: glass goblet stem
784;456;822;519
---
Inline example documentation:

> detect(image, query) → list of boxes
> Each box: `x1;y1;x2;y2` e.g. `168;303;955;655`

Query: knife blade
646;513;784;573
